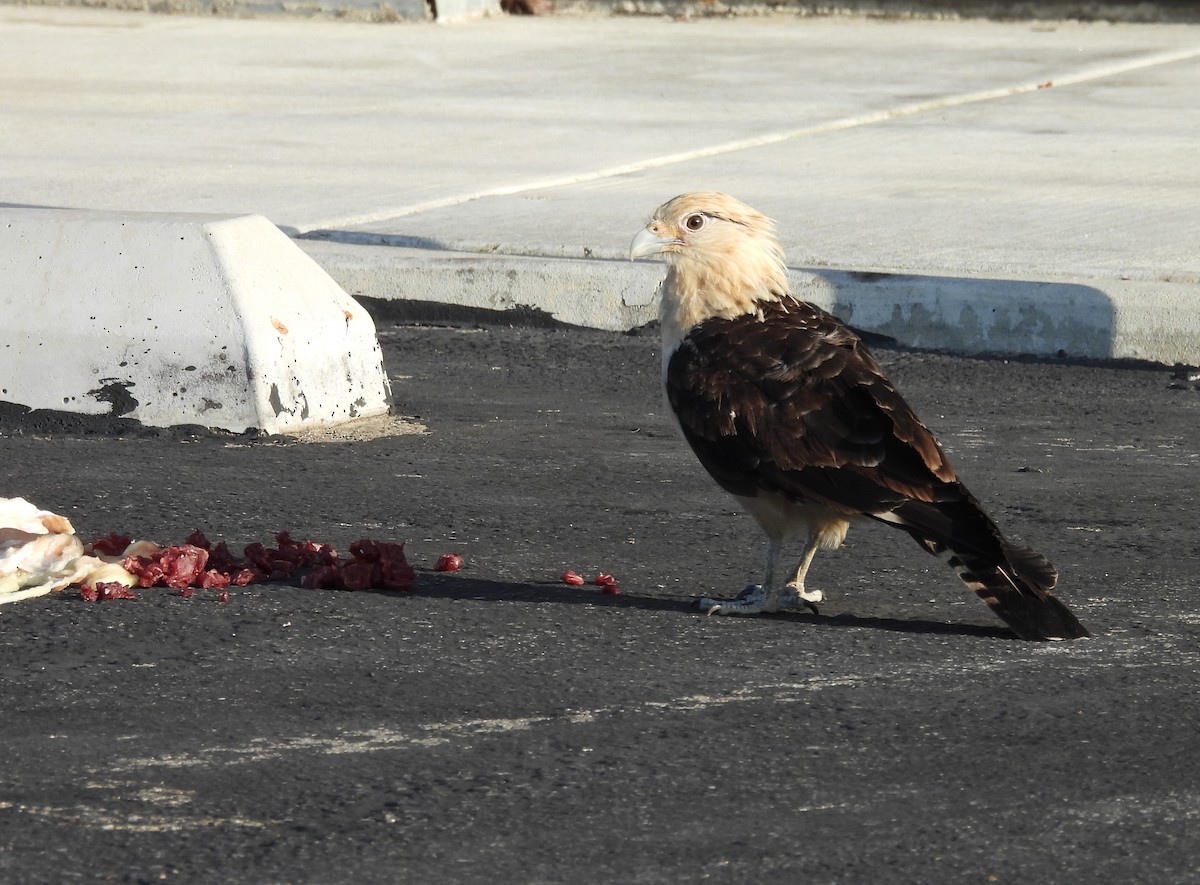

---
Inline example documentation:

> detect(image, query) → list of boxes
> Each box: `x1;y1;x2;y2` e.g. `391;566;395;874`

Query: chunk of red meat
89;533;133;557
302;564;343;590
97;582;136;601
378;543;416;590
207;541;238;572
160;544;209;588
349;539;382;562
434;553;463;573
199;569;231;589
230;568;258;587
123;555;165;588
241;542;274;573
275;532;337;567
122;544;208;589
312;543;338;567
184;530;211;550
340;560;380;591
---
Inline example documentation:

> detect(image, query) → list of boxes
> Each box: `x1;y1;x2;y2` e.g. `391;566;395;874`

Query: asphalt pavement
2;323;1199;883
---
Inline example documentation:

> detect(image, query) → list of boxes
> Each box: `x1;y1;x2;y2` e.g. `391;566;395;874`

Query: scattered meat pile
0;496;417;605
3;497;620;608
561;569;620;595
86;531;416;601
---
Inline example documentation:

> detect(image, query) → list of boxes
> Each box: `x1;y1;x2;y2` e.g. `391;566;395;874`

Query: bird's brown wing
665;298;960;518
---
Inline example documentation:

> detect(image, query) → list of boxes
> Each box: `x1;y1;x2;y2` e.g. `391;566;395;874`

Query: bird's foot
698;584;823;616
698;584;774;615
785;580;825;615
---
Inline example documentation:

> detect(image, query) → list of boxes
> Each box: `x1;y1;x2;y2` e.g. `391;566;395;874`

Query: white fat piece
0;496;138;604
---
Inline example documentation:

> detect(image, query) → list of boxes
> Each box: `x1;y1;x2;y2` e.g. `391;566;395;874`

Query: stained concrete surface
1;321;1198;883
3;8;1200;361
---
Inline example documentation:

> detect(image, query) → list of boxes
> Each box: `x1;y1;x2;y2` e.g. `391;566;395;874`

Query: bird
629;191;1088;641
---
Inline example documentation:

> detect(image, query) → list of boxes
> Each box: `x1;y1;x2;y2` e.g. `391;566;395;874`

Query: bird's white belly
733;492;852;549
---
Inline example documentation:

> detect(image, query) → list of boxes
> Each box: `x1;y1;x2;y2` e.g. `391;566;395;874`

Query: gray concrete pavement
2;7;1199;360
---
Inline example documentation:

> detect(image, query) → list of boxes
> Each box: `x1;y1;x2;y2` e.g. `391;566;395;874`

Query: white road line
292;45;1200;235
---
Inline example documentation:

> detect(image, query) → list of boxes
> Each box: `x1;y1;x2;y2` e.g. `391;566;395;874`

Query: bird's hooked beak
629;225;680;261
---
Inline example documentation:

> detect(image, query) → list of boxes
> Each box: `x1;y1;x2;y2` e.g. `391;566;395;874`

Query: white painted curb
0;210;391;434
300;240;663;331
300;240;1200;366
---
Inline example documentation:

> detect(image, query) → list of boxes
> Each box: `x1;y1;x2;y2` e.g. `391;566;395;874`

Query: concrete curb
299;239;1200;365
299;240;663;332
1;210;393;434
796;270;1200;365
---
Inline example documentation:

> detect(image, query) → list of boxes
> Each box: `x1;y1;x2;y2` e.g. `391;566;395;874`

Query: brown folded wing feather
665;298;960;516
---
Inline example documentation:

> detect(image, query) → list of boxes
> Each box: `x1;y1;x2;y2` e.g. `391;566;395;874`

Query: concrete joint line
292;43;1200;235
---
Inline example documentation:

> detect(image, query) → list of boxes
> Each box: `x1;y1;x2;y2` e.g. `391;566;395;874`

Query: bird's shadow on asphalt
412;573;1014;641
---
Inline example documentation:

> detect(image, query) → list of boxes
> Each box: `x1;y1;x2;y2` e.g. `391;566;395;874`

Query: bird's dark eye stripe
688;211;748;228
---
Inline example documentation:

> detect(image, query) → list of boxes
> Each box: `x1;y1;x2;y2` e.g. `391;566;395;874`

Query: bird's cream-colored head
630;192;791;345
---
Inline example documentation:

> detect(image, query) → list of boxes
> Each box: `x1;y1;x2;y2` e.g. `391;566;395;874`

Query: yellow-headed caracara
630;192;1087;641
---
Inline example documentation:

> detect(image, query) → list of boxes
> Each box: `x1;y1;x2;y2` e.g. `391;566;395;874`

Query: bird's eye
684;213;706;231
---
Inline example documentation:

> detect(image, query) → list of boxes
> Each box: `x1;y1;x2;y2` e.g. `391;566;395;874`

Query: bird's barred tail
918;536;1089;641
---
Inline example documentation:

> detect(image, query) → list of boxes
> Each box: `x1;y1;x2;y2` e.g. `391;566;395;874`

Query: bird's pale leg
783;540;825;613
699;536;820;616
